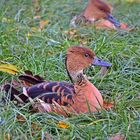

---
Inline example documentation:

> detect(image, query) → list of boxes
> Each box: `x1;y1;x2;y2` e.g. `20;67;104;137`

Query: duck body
72;79;103;113
21;76;103;113
4;46;111;115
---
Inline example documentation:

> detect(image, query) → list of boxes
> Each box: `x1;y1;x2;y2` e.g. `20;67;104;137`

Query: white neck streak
69;70;87;83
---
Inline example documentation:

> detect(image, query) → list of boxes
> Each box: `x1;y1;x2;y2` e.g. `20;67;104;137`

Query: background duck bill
92;57;112;67
107;14;121;28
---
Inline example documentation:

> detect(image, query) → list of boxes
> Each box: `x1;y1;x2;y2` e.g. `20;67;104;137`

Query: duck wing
26;81;75;105
4;81;75;106
18;70;45;85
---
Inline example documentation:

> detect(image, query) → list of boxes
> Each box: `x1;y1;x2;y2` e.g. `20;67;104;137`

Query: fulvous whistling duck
4;46;112;116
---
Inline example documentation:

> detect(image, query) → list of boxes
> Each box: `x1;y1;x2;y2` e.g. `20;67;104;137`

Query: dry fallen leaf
4;133;11;140
103;101;114;110
109;133;125;140
39;20;49;29
64;29;77;36
31;122;42;131
0;63;19;75
31;27;39;32
32;0;41;14
16;114;26;122
57;121;70;129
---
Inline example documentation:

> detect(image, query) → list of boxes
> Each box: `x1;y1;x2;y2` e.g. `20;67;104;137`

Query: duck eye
85;53;90;58
100;7;107;12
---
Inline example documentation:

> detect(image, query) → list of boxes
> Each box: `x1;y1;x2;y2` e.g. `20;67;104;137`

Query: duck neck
65;54;89;83
69;70;87;83
75;73;88;86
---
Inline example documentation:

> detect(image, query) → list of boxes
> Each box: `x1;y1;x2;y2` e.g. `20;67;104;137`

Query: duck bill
92;56;112;67
107;14;121;28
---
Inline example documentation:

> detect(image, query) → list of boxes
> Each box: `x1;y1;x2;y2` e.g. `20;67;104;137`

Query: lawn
0;0;140;139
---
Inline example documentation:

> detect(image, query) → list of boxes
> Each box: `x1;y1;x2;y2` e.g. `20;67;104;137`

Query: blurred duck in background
70;0;129;30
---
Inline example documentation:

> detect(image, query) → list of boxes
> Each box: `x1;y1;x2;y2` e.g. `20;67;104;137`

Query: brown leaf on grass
64;29;77;35
31;122;42;131
57;121;70;129
0;63;19;75
64;29;87;45
30;122;42;138
103;101;114;110
39;20;49;29
16;114;26;122
31;27;39;32
109;133;125;140
4;133;11;140
32;0;41;13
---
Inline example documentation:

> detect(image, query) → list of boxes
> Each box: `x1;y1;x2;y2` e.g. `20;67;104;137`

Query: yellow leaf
27;32;32;37
31;27;38;32
57;121;70;129
2;17;13;23
64;29;77;36
0;64;19;75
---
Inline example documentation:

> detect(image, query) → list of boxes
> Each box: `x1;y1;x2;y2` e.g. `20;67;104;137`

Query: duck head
83;0;120;28
66;46;111;82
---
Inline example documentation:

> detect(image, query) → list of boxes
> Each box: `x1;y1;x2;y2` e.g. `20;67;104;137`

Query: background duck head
82;0;121;27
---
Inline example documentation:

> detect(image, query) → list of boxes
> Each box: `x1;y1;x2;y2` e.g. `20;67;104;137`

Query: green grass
0;0;140;139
